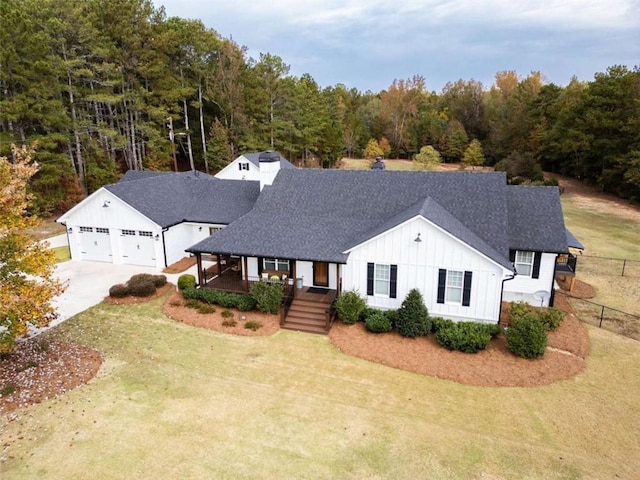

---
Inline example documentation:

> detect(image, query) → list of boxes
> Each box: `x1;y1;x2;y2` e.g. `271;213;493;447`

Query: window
139;231;153;237
238;162;249;171
263;258;289;272
445;270;463;303
96;228;109;234
437;269;472;306
515;251;534;277
209;226;223;236
374;264;390;296
80;226;93;233
122;229;136;236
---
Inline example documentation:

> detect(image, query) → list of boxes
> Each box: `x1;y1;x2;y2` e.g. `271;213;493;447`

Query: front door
313;262;329;287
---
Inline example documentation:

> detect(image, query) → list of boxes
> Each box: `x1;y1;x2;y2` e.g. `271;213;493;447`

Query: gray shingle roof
242;151;296;169
566;229;584;250
105;172;260;227
188;170;519;266
507;185;568;253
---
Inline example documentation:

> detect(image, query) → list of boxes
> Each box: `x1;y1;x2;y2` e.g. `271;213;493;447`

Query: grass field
52;245;71;263
2;295;640;479
339;157;418;171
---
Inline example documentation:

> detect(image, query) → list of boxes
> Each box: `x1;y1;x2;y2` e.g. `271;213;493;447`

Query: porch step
282;299;332;334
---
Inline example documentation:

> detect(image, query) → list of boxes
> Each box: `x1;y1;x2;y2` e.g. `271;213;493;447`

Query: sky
154;0;640;93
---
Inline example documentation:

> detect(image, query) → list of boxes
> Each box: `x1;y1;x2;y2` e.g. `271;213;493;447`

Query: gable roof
104;172;260;228
507;185;568;253
240;151;296;169
188;170;516;265
566;229;584;250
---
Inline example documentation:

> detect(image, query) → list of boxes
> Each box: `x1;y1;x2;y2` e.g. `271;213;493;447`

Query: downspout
499;271;517;324
550;253;559;307
161;227;169;267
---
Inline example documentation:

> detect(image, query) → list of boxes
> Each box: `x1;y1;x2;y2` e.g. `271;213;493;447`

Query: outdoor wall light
155;234;160;240
414;233;422;243
199;226;202;231
68;227;73;233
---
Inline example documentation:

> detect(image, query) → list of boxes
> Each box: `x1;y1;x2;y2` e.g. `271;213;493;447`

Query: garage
120;229;156;267
79;227;113;262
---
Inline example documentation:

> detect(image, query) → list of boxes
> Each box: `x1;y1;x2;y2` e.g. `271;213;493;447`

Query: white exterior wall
164;223;226;266
259;160;280;191
59;188;164;268
503;252;557;307
342;217;510;323
214;156;260;181
295;261;339;289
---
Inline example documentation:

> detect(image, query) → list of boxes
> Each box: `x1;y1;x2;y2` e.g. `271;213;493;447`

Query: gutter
161;227;169;267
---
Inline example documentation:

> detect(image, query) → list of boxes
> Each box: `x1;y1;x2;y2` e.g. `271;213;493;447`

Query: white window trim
445;270;463;304
263;258;290;272
515;250;534;277
374;264;391;297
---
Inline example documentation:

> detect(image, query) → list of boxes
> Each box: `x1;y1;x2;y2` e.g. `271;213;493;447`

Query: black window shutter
437;269;446;304
238;163;242;170
462;271;472;306
390;265;397;299
509;249;516;262
257;257;263;275
532;252;542;279
366;263;374;296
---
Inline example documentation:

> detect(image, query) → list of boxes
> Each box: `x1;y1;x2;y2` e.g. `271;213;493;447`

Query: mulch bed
162;291;281;336
0;340;102;415
329;309;589;388
163;256;197;274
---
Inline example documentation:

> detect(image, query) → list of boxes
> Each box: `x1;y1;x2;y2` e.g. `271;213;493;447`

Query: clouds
156;0;640;92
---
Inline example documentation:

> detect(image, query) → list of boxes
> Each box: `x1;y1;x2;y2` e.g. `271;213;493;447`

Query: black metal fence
580;255;640;277
557;291;640;342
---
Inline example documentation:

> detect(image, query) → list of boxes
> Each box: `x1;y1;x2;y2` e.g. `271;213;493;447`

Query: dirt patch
329;307;589;387
162;291;281;336
0;340;102;415
103;283;174;305
163;256;197;274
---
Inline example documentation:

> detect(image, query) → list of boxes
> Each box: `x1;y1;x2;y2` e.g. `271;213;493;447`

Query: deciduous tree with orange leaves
0;145;65;354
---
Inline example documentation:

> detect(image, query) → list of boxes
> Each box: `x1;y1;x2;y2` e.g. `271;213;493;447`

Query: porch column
196;253;203;287
243;256;249;292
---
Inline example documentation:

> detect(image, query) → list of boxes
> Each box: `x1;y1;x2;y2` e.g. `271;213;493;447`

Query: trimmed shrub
178;274;196;291
128;273;155;285
185;298;202;309
197;304;216;314
430;316;454;333
151;274;167;287
508;301;532;324
250;281;283;314
435;322;493;353
359;307;380;323
396;289;431;338
236;294;257;312
127;280;156;297
365;312;393;333
221;309;234;319
505;313;548;358
384;309;398;330
485;323;502;338
221;319;237;327
538;307;564;331
335;290;367;325
109;283;130;298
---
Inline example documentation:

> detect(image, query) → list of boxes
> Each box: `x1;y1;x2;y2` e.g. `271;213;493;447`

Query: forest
1;0;639;215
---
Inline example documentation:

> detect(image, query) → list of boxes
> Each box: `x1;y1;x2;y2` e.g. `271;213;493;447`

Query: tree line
1;0;639;214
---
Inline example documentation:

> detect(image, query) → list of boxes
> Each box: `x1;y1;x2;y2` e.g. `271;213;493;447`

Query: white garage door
120;230;156;267
79;227;113;262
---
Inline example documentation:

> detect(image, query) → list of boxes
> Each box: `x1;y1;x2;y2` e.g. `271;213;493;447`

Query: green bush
221;319;237;327
151;274;167;287
359;307;380;322
508;301;532;323
505;313;548;358
184;298;202;309
127;280;156;297
538;307;564;331
365;312;393;333
435;322;493;353
384;309;398;329
109;283;130;298
244;320;262;331
431;316;454;333
197;304;216;314
250;281;283;314
236;294;257;312
128;273;156;285
396;289;431;338
335;290;367;325
221;309;234;319
178;274;196;291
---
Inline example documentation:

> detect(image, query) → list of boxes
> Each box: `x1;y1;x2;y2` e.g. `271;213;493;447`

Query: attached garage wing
79;227;113;262
120;230;156;267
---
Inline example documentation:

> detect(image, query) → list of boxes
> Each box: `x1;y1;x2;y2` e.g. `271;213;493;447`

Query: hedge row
182;287;257;311
109;273;168;298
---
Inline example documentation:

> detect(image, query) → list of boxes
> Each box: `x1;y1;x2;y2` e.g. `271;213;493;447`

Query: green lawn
52;245;71;263
339;157;418;171
2;296;640;479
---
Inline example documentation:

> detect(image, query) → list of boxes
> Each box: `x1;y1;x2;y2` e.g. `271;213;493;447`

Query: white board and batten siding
59;188;163;268
214;155;260;181
163;223;226;267
503;252;558;307
342;216;511;323
245;258;339;289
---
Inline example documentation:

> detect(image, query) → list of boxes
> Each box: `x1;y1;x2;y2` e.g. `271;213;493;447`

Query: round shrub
109;283;130;298
431;316;454;334
396;289;431;338
538;307;564;331
435;322;492;353
365;312;393;333
151;274;167;288
236;294;257;312
359;307;380;323
250;281;283;314
178;274;196;291
506;313;548;358
335;290;367;325
384;309;398;329
127;280;157;297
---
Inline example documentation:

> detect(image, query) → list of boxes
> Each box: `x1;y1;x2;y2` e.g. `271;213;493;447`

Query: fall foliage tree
363;139;384;159
413;145;442;170
463;139;486;169
0;145;65;353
